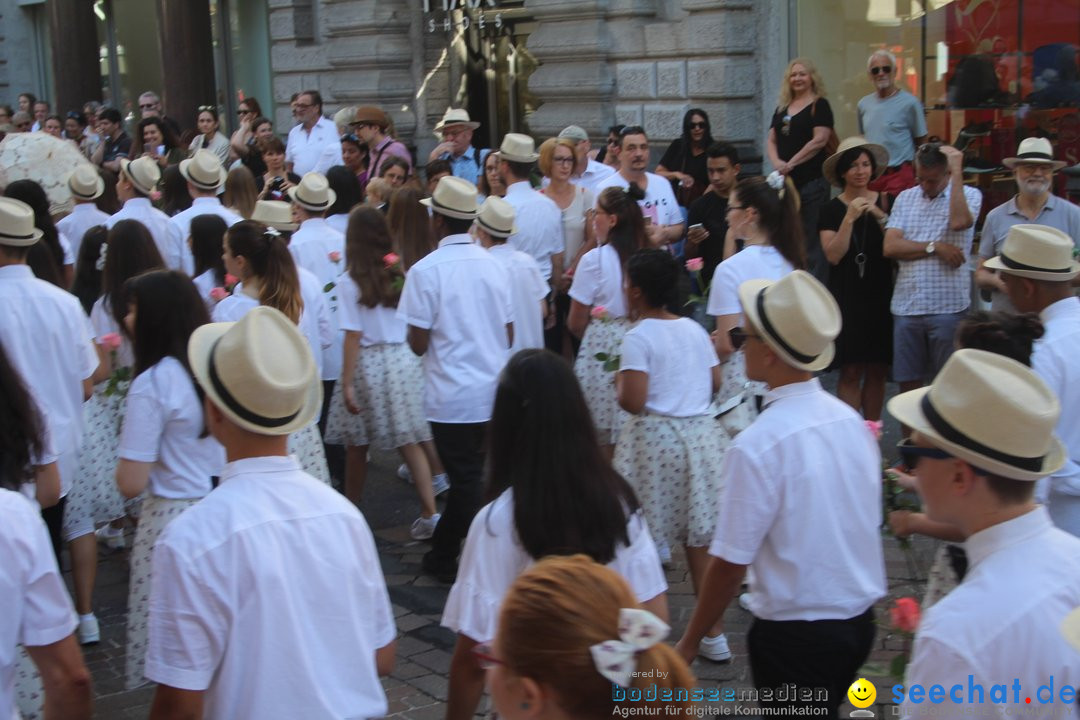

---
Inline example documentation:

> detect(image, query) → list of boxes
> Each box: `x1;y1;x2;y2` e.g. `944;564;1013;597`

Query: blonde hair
778;57;826;107
538;137;578;178
224;166;257;219
365;177;390;206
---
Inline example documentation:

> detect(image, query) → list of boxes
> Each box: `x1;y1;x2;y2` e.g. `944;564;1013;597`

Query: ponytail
226;220;304;324
736;175;806;270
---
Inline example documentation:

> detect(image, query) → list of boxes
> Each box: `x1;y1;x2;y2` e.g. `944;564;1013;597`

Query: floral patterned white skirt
62;385;129;541
288;422;331;484
574;318;632;445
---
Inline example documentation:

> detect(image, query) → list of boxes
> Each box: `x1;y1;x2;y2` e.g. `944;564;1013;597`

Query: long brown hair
224;166;258;219
346;206;402;309
225;221;304;323
734;176;806;270
386;187;435;271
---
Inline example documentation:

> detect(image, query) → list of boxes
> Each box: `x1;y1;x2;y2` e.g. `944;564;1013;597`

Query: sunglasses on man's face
896;439;952;469
870;65;892;76
728;326;760;351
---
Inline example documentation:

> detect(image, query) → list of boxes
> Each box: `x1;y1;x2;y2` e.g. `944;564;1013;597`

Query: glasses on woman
237;108;252;116
553;156;575;165
471;643;504;670
341;133;361;144
870;65;892;76
728;326;759;350
689;122;706;130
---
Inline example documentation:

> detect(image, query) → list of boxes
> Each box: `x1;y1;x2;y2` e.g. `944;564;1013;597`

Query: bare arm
26;634;92;720
941;146;974;231
783;125;831;170
115;459;152;499
889;510;965;543
821;200;867;265
674;557;746;663
446;634;485;720
342;330;363;414
375;639;396;677
709;312;741;361
149;685;204;720
884;227;965;267
35;462;61;509
567;299;590;339
616;369;648;415
765;127;781;169
407;325;430;356
974;256;1007;294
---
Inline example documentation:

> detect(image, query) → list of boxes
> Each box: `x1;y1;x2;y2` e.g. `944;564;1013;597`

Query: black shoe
422;550;458;584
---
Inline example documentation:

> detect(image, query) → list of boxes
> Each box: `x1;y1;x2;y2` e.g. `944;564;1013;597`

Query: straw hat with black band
1002;137;1067;171
179;149;228;192
476;196;517;238
119;156;162;197
737;270;841;373
287;172;336;213
434;108;480;134
421;176;478;221
822;136;889;188
251;200;299;232
67;165;105;201
983;224;1080;283
0;197;44;247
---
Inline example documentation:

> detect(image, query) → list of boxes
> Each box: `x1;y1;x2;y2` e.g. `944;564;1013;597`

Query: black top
241;142;268;177
255;172;302;202
102;132;132;163
770;98;833;188
659;138;708;190
685;191;729;285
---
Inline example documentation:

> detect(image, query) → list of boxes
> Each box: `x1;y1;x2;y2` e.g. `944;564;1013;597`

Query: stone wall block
616;62;657;100
687;57;758;98
615;104;644;127
643;104;689;139
684;10;756;53
656;61;687;98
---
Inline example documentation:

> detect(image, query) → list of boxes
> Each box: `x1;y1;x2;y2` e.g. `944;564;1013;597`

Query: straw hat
434;107;479;134
1003;137;1067;171
421;176;478;220
499;133;539;163
0;197;43;247
476;196;517;238
66;165;104;200
558;125;589;143
119;156;162;196
251;200;298;232
822;136;889;188
188;306;322;436
352;106;389;129
1062;607;1080;653
738;270;840;372
179;149;228;191
983;224;1080;282
287;172;336;212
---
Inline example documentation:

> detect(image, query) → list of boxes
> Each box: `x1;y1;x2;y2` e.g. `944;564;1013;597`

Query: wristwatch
926;242;936;255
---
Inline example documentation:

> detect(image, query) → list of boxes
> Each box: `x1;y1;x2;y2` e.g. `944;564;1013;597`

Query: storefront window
209;0;272;135
95;0;163;120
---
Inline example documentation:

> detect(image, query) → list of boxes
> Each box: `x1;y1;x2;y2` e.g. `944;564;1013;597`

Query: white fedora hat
476;196;517;238
888;349;1065;482
0;197;43;247
67;165;104;200
250;200;299;231
1003;137;1067;171
179;149;228;191
822;136;889;188
499;133;539;163
287;172;336;213
738;269;840;372
421;175;478;220
434;107;480;134
188;305;322;436
119;156;162;196
983;224;1080;282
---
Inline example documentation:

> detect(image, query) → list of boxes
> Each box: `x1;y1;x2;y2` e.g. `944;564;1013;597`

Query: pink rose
383;252;401;268
149;189;162;202
865;420;884;441
890;597;921;633
100;332;122;351
328;251;342;263
225;273;240;288
210;287;229;301
590;305;608;320
685;257;704;273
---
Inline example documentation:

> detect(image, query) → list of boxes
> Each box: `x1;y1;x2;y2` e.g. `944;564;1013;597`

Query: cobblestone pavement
69;380;929;719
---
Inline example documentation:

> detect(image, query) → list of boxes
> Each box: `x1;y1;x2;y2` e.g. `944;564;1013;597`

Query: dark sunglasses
870;65;893;75
728;326;759;350
340;133;362;144
237;108;252;115
689;121;706;129
139;103;156;110
896;438;952;469
781;114;792;136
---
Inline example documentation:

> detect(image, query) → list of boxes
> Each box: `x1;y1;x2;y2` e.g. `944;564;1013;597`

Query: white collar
72;203;100;214
192;197;222;208
219;455;301;485
299;217;328;231
438;233;474;248
505;181;532;196
1040;296;1080;324
124;197;153;210
761;377;823;407
0;264;34;279
964;506;1052;569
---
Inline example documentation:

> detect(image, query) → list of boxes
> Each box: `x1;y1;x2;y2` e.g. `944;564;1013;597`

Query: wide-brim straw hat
499;133;539;163
434;107;480;134
119;156;162;196
67;165;104;200
0;197;43;246
421;175;478;220
1003;137;1067;171
287;172;337;212
983;224;1080;282
476;196;517;237
251;200;298;231
822;136;889;188
738;270;840;373
188;306;322;436
179;149;227;191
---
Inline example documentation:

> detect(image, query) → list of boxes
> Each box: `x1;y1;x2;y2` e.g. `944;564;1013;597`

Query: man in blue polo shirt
426;108;489;186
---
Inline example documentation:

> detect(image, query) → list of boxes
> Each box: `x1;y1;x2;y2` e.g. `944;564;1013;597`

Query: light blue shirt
857;89;927;166
440;146;490;186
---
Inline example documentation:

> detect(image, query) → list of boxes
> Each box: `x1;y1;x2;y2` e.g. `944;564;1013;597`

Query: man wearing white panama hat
975;137;1080;313
888;348;1080;716
169;149;242;275
427;108;489;186
987;223;1080;538
498;133;564;289
677;271;885;718
145;306;395;720
109;156;186;271
57;166;109;262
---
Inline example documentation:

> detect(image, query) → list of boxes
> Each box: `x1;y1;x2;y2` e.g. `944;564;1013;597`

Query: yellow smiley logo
848;678;877;708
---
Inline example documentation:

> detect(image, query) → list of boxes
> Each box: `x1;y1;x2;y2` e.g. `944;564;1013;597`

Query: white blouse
568;243;628;318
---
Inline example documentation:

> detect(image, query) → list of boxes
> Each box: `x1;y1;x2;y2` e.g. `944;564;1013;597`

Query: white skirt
574;318;632;445
324;342;432;450
614;412;730;548
288;422;331;485
62;385;129;541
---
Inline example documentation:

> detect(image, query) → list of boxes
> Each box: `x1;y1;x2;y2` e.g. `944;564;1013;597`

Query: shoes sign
424;0;504;33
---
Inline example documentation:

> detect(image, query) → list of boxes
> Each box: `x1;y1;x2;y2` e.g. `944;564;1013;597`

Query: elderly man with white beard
975;137;1080;312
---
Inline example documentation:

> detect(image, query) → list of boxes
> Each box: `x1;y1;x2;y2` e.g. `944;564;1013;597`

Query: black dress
818;196;893;365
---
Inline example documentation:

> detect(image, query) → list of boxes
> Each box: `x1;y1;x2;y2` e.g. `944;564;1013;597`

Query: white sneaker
78;614;100;645
698;633;732;662
432;473;450;496
95;525;125;550
738;592;753;612
410;513;440;540
397;463;413;483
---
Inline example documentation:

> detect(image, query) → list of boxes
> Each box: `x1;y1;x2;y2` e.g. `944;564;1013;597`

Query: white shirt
442;489;667;643
169;198;242;276
326;213;349;235
594;171;683;227
336;272;407;346
289;218;346;289
191;269;219;313
1032;298;1080;501
109;197;187;273
488;243;548;353
145;455;395;720
90;295;134;369
568;243;629;317
620;317;719;417
57;202;110;262
286;117;343;176
0;490;77;719
397;234;513;423
187;131;231;167
503;181;565;282
118;357;224;499
902;507;1080;719
710;379;887;621
0;265;98;495
706;245;794;317
578;158;617;194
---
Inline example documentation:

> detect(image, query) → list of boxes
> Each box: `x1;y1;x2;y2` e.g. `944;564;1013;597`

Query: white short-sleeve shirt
594;171;683;227
706;245;794;318
118;357;224;499
503;181;565;282
57;202;110;262
169;198;243;276
335;272;407;346
146;455;395;720
568;243;628;318
442;489;667;643
285;117;343;176
109;198;187;273
90;294;134;369
488;243;548;353
1032;298;1080;503
620;317;719;417
1;489;77;718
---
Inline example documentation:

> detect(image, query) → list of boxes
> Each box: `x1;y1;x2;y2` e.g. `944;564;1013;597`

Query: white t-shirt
442;489;667;643
118;356;224;499
90;295;134;369
335;272;407;346
289;219;346;289
285;117;343;176
706;245;795;317
488;244;548;353
109;198;187;273
0;490;77;718
594;171;683;227
620;318;719;417
503;181;565;282
568;243;628;318
169;198;242;276
57;203;110;263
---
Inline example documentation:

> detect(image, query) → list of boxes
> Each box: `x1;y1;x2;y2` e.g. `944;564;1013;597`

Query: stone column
47;0;101;109
157;0;216;130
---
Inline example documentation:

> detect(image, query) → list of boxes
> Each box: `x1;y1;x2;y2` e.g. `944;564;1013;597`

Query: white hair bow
95;241;108;271
589;608;671;688
766;170;786;196
264;226;281;238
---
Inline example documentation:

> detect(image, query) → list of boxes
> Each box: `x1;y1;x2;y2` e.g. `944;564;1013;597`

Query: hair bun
625;182;646;202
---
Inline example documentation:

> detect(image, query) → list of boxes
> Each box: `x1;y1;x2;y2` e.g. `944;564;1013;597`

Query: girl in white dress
114;270;225;689
442;349;667;718
567;185;649;454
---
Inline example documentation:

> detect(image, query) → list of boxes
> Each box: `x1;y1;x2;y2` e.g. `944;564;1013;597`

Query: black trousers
40;495;67;567
425;421;488;573
319;379;345;489
748;607;875;720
